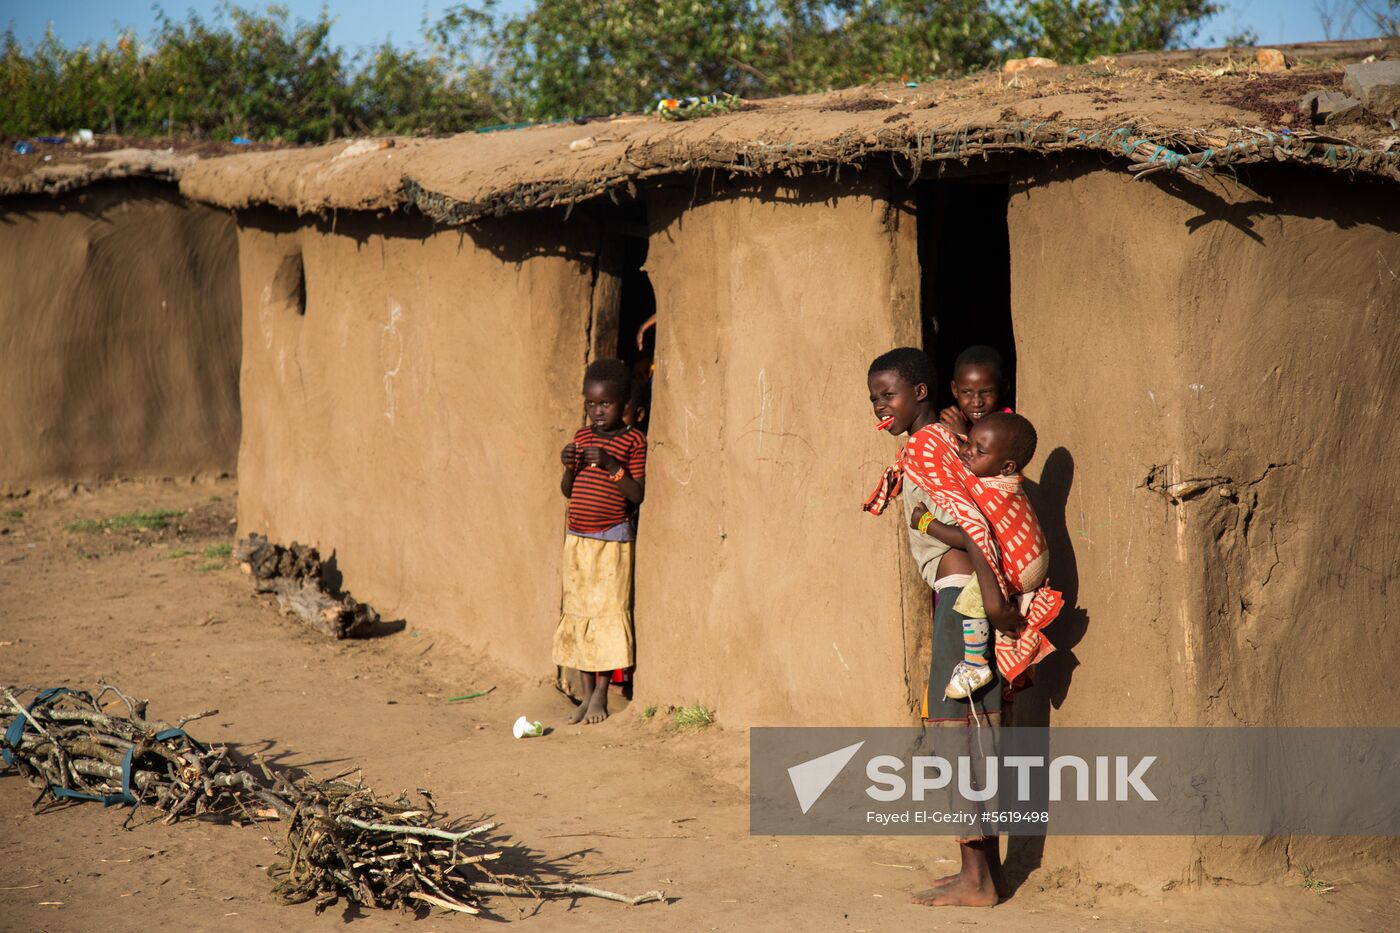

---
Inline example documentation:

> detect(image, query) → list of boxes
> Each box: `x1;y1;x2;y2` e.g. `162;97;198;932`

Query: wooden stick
338;817;496;841
469;881;665;906
176;709;219;727
3;688;83;790
4;685;666;915
43;708;178;735
407;891;480;914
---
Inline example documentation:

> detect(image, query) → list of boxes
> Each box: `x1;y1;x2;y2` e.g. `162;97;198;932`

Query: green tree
763;1;1008;90
1003;1;1220;62
1;0;1226;142
351;42;503;135
146;4;355;141
436;0;1224;122
437;0;774;121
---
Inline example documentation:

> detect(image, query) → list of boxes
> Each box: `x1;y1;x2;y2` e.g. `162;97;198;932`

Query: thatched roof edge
402;119;1400;226
0;148;197;199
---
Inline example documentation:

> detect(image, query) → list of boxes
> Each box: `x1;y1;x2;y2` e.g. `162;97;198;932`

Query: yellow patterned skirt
552;534;634;672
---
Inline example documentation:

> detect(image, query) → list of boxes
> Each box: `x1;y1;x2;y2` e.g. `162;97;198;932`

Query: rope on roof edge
403;120;1400;227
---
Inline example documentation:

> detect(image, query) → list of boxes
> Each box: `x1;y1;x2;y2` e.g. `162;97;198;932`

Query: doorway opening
610;204;655;435
916;177;1016;412
583;200;656;432
908;174;1016;717
562;200;655;707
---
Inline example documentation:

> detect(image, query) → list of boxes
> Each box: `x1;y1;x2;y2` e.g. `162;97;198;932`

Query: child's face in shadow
959;420;1018;477
584;380;626;433
950;363;1003;426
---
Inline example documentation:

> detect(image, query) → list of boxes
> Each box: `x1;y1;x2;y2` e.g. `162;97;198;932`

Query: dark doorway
612;205;655;434
917;178;1016;409
571;200;654;706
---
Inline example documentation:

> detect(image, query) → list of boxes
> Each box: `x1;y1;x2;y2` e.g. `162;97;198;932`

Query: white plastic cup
512;715;544;738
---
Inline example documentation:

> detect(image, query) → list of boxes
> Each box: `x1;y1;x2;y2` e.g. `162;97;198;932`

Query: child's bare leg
582;671;610;724
569;672;596;724
911;838;1003;907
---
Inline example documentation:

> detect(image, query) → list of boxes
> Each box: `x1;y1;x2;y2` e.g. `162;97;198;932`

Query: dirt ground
1;481;1395;932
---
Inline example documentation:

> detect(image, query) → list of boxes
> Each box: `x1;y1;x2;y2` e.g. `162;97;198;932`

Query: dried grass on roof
6;39;1394;217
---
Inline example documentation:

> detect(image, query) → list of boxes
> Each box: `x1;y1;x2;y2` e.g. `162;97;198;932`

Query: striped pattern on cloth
865;423;1061;686
567;425;647;534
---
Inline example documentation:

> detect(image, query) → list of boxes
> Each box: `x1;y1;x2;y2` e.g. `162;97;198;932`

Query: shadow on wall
1157;163;1400;244
1008;446;1085;889
1018;446;1087;729
321;550;407;639
644;170;894;234
236;202;603;266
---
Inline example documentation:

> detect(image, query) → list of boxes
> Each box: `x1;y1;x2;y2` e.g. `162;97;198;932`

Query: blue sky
0;1;1381;53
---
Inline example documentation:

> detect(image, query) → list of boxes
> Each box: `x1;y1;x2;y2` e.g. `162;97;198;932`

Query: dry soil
1;481;1395;931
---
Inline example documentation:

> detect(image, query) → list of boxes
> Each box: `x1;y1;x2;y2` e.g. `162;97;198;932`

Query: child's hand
909;503;930;531
561;443;578;468
938;405;969;435
579;447;618;472
989;601;1027;638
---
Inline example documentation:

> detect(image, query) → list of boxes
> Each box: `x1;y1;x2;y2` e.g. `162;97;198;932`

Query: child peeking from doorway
938;345;1012;436
555;358;646;724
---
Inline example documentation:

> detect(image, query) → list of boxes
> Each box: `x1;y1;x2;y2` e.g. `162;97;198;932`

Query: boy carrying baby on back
865;347;1061;907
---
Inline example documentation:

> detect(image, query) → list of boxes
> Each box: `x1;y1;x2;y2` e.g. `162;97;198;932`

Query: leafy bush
2;1;1222;141
0;4;497;141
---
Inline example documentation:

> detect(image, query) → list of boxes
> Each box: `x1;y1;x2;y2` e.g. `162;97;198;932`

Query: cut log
235;535;381;639
273;579;349;639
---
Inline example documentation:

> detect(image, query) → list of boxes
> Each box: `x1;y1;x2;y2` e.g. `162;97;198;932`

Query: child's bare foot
911;840;1005;906
568;700;590;724
582;692;609;724
909;870;962;894
579;675;609;724
909;872;999;907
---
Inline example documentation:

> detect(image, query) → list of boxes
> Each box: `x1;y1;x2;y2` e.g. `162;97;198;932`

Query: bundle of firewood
1;686;662;916
233;534;379;639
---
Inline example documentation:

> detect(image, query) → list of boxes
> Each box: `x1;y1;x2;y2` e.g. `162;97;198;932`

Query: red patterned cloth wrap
865;424;1062;685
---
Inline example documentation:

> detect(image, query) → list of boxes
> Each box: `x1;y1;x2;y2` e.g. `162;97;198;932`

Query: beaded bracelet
916;511;936;535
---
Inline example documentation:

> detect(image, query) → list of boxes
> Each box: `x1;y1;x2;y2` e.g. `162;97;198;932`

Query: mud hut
181;39;1399;886
0;148;243;493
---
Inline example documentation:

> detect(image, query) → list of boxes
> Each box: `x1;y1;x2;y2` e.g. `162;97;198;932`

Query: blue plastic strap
3;689;205;807
52;785;132;806
2;716;23;765
3;688;90;765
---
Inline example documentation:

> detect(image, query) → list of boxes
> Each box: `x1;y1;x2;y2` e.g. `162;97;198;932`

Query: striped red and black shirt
567;425;647;534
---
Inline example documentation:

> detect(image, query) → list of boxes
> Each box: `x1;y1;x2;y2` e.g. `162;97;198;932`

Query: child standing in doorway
865;347;1007;908
555;358;646;724
865;347;1060;910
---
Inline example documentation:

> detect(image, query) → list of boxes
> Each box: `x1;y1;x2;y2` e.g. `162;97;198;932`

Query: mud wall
0;180;241;492
233;209;597;674
226;159;1397;885
1008;161;1400;885
635;173;928;726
